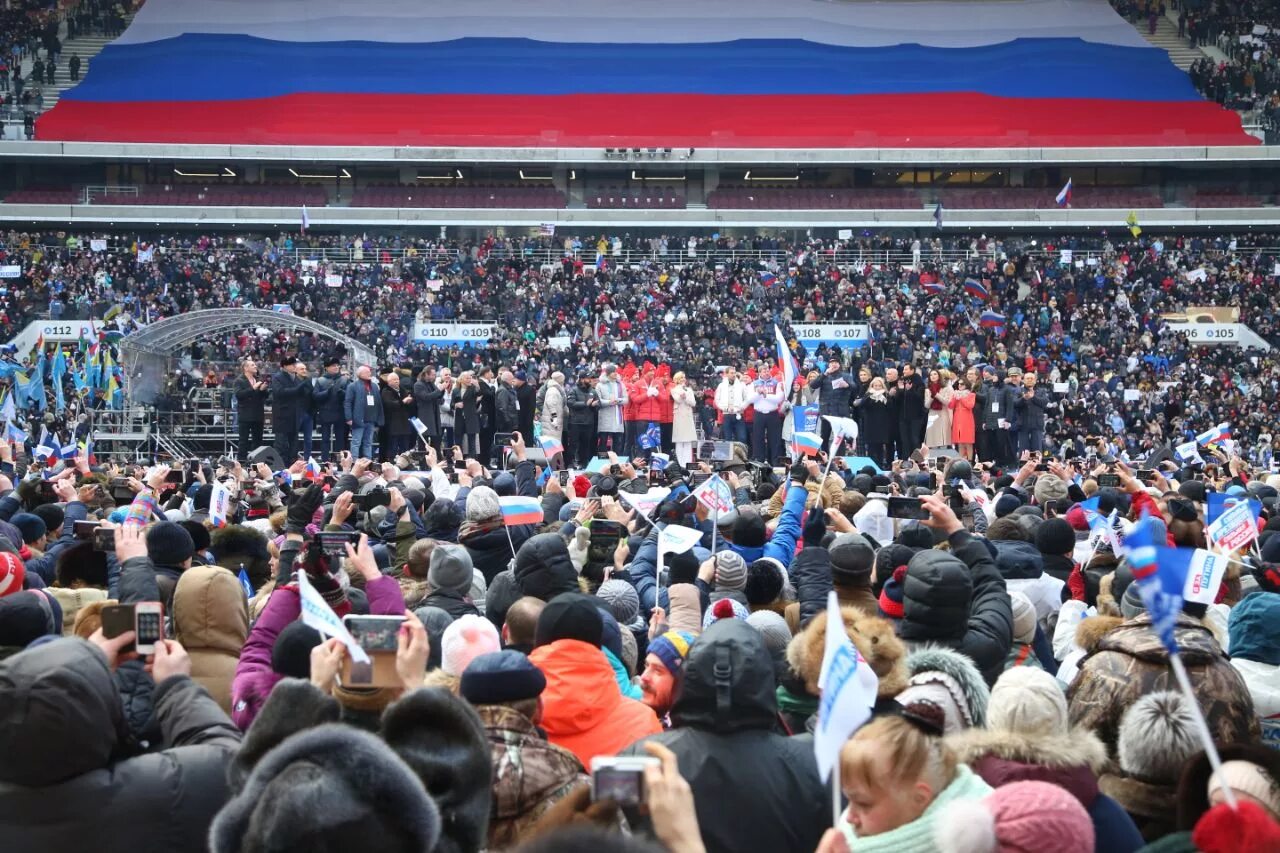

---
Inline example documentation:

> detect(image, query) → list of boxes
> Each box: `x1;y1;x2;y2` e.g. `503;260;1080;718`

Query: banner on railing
0;266;21;279
790;324;870;349
413;321;495;344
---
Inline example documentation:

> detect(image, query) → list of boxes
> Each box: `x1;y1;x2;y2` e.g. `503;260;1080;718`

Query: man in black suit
270;356;305;462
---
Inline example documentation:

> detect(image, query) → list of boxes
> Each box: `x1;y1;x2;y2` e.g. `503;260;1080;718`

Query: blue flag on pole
1206;492;1261;526
238;568;255;599
1123;514;1184;653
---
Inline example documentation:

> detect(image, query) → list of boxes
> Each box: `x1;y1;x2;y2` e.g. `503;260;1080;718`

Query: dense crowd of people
1;379;1280;851
4;229;1280;466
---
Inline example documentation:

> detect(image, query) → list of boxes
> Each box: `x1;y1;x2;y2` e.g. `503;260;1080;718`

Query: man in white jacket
714;366;749;444
747;362;787;464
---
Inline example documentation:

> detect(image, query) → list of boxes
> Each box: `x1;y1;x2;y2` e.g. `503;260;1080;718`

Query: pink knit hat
935;780;1094;853
440;614;501;676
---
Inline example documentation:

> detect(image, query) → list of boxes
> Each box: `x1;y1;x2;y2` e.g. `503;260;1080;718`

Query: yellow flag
1126;211;1141;238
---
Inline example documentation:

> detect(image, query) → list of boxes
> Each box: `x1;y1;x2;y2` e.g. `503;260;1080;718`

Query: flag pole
504;523;517;559
710;505;719;555
1168;652;1236;809
831;773;842;830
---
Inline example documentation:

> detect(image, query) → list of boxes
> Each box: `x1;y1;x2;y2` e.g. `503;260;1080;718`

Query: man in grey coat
594;363;629;454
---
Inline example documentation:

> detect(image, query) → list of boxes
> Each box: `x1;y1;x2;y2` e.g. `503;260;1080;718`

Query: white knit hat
1008;591;1037;644
440;614;501;676
987;667;1068;738
1209;761;1280;820
464;486;501;523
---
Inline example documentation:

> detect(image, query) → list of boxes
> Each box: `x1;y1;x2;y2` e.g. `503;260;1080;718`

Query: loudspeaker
246;446;286;470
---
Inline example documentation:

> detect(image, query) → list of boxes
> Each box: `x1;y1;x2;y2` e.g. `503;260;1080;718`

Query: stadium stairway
1139;14;1204;71
34;32;118;114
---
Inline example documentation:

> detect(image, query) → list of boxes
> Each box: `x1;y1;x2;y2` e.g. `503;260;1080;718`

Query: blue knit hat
648;631;696;675
10;513;46;545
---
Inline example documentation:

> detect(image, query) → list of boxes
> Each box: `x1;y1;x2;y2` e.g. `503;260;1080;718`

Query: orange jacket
528;639;662;767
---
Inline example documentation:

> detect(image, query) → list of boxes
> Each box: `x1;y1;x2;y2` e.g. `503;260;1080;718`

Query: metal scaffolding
118;308;375;405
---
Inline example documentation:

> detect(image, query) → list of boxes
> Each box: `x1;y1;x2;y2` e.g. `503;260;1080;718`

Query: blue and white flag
1174;439;1204;465
1123;514;1183;653
297;570;371;664
814;590;879;781
237;567;255;599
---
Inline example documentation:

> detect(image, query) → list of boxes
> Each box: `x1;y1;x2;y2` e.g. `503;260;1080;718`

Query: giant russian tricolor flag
37;0;1253;148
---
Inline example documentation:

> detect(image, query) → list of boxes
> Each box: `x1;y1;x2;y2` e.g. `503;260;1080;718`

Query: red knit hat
572;475;592;499
877;565;907;619
0;552;25;598
1193;800;1280;853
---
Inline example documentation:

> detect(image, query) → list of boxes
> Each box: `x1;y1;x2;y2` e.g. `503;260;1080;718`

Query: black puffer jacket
0;638;242;853
513;533;580;601
789;545;832;630
897;531;1013;686
624;620;829;853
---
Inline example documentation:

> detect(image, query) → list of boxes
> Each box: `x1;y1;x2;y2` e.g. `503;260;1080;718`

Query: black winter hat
145;521;195;566
381;688;493;853
896;522;935;551
732;509;767;548
271;621;323;678
459;650;546;704
744;558;784;605
1178;479;1208;503
828;533;875;585
534;592;604;648
666;550;699;585
1035;517;1076;556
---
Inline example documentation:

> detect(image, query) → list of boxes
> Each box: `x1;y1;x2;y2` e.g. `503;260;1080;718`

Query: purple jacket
229;574;406;730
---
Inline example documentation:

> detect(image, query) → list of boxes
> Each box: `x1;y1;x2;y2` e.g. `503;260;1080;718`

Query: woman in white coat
670;371;699;466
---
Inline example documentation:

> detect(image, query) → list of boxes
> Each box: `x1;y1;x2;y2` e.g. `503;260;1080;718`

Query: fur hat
208;724;441;853
440;614;501;676
428;544;474;596
934;780;1093;853
464;486;501;523
1008;591;1037;644
986;667;1068;738
713;551;748;591
786;607;907;699
902;646;990;728
380;688;493;853
1118;691;1201;783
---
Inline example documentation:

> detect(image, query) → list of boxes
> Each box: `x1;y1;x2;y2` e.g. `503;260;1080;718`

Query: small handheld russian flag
499;496;543;527
791;431;823;457
921;279;945;295
1195;422;1231;448
964;278;990;300
759;271;777;287
303;457;322;481
538;435;564;457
